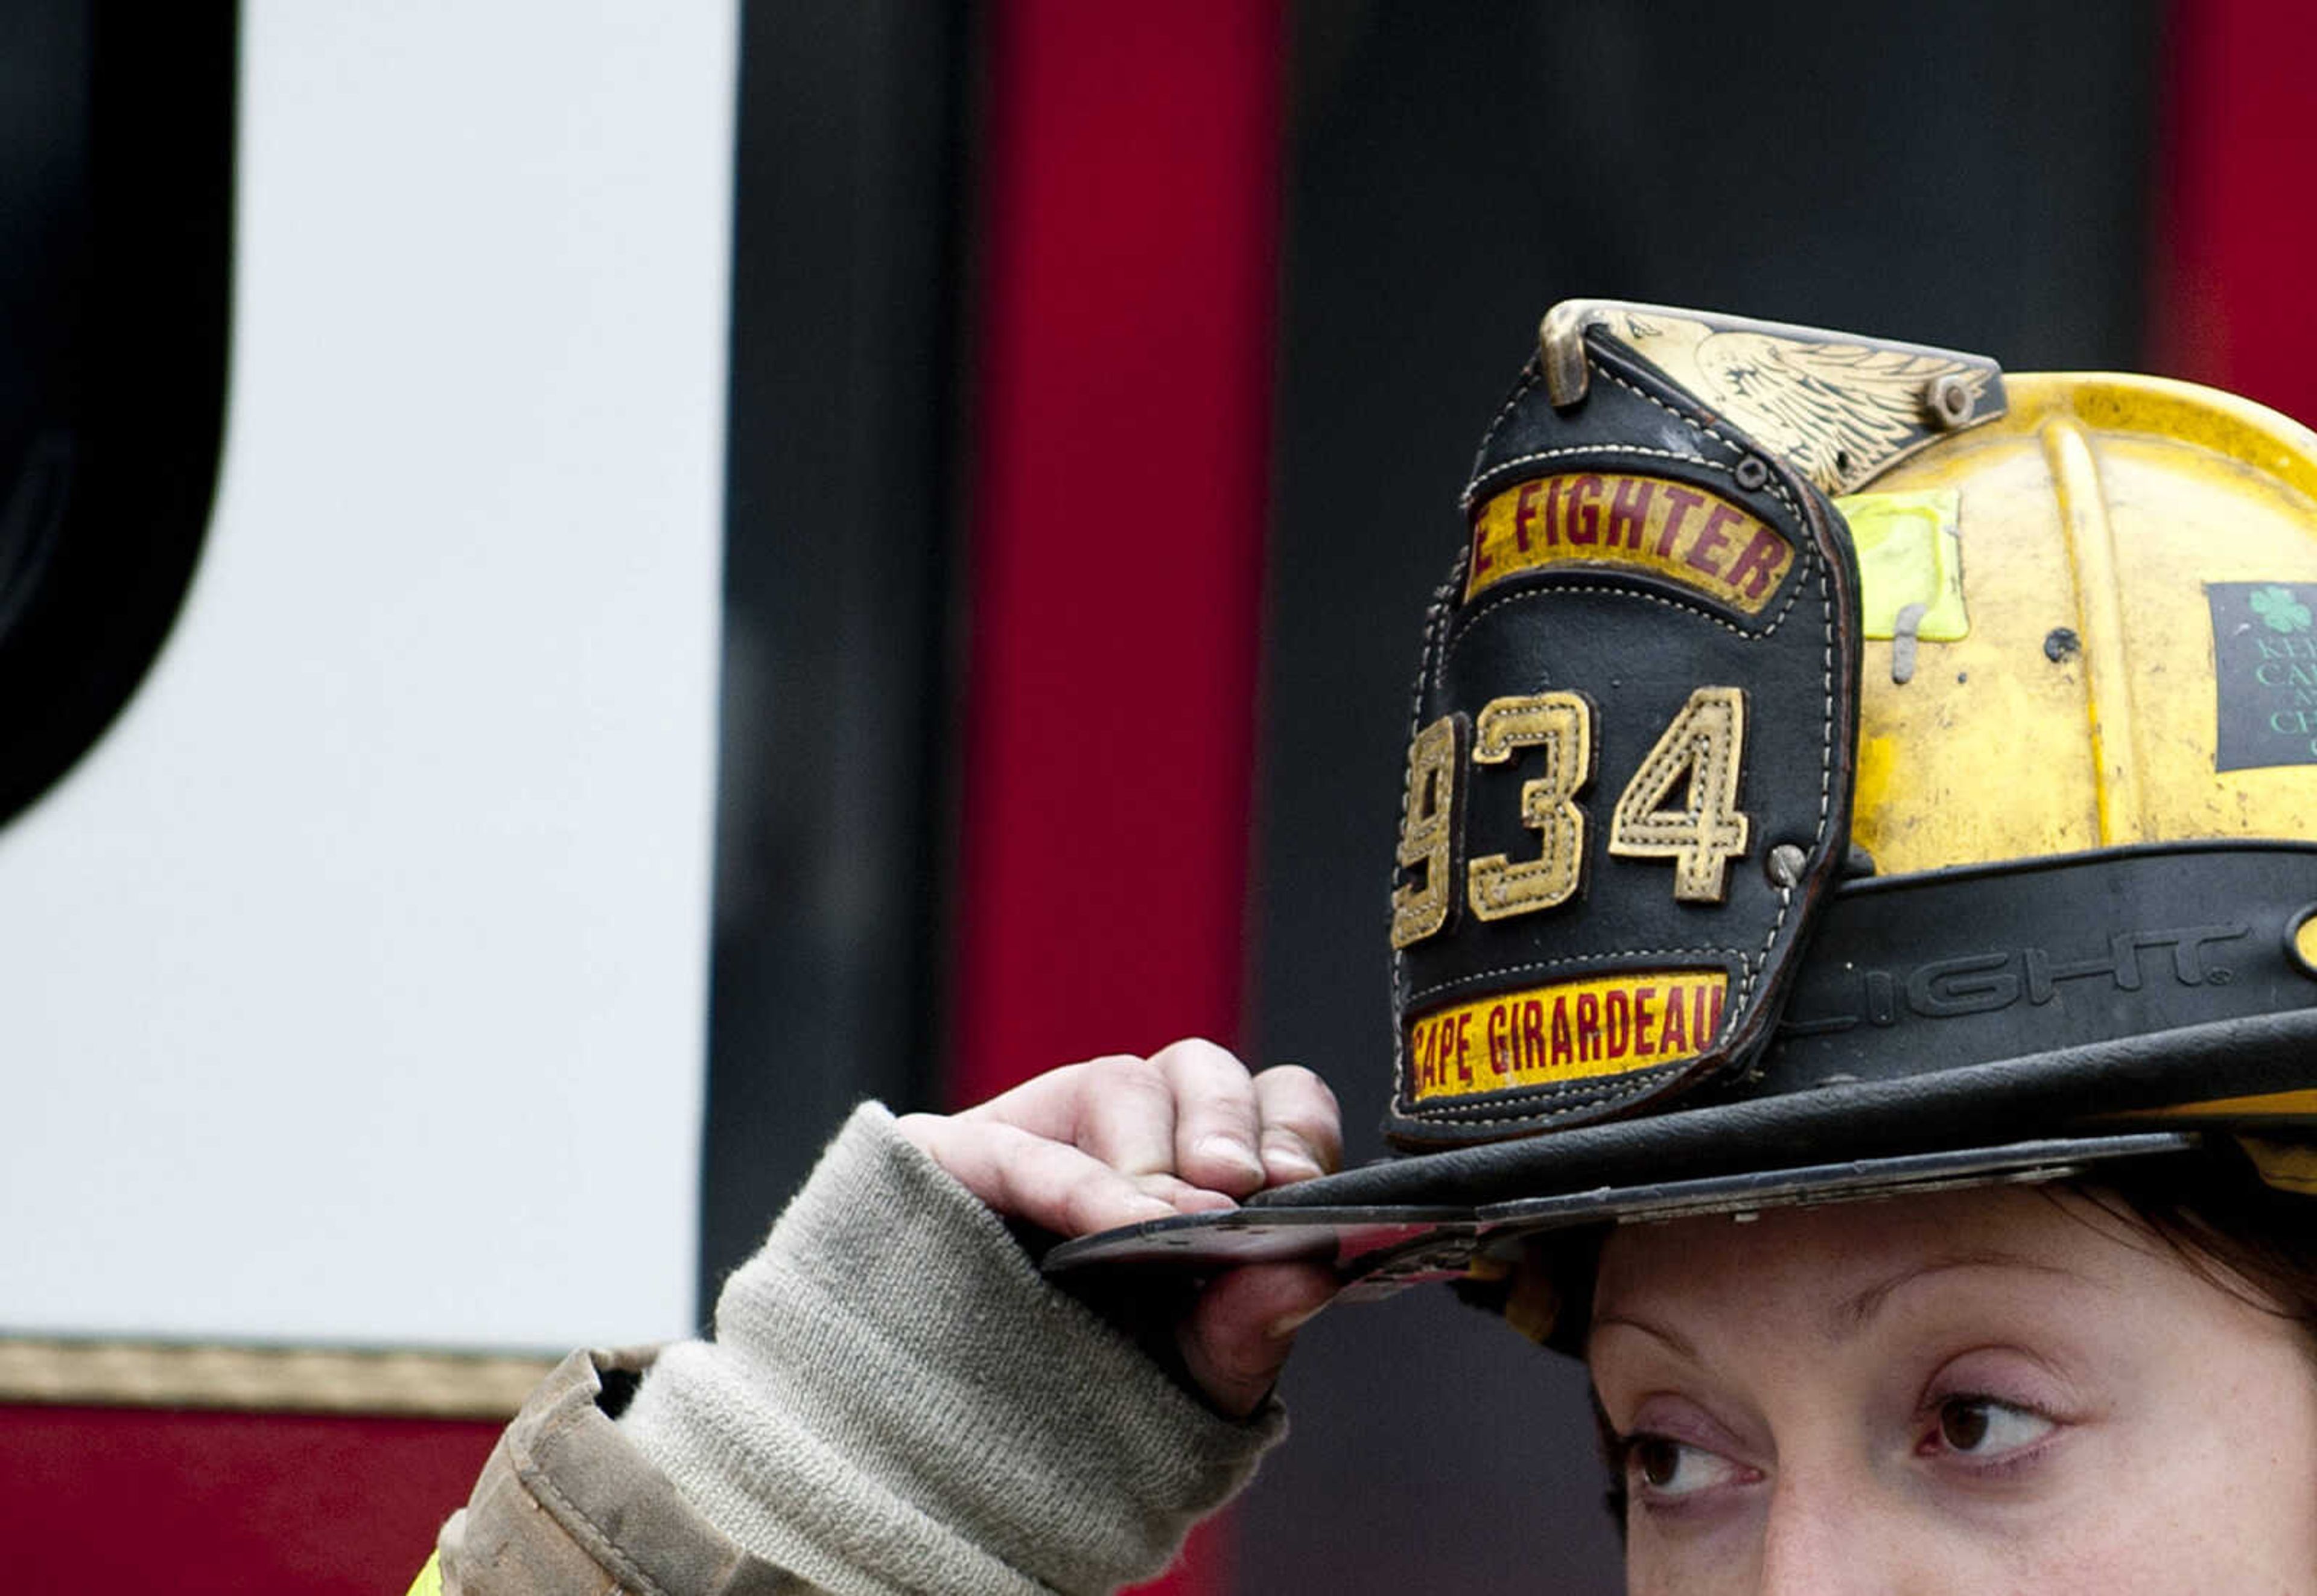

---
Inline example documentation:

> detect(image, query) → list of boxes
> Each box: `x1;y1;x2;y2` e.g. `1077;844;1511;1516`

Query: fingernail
1265;1146;1324;1181
1195;1133;1265;1178
1173;1189;1239;1215
1265;1300;1329;1341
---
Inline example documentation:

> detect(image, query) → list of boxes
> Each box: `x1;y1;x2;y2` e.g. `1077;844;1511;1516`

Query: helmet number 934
1391;686;1749;949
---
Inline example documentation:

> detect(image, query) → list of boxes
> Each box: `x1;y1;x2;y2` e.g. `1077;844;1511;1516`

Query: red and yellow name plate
1466;472;1794;614
1406;968;1728;1103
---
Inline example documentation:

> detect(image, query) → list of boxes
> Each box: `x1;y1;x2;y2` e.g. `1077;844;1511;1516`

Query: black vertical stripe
697;0;973;1314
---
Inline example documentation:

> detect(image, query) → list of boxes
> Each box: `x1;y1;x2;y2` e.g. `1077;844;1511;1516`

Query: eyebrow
1589;1250;2094;1355
1586;1311;1698;1361
1833;1250;2088;1334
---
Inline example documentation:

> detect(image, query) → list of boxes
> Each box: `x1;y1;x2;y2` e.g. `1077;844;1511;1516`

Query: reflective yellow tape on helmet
405;1552;443;1596
2107;1086;2317;1124
2238;1136;2317;1197
1406;969;1726;1103
1835;488;1969;641
1500;1254;1563;1346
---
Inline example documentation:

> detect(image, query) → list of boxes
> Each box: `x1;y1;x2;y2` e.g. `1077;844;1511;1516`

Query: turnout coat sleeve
427;1105;1287;1596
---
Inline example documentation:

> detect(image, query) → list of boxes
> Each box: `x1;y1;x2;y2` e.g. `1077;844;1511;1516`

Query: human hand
897;1039;1343;1418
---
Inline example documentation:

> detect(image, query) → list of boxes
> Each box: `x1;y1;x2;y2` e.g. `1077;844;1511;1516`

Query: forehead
1589;1183;2149;1327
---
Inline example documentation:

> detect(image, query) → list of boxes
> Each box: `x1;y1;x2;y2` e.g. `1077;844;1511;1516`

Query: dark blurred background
698;4;2172;1591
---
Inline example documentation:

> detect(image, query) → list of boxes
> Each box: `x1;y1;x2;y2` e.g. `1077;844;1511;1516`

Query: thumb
1174;1262;1337;1419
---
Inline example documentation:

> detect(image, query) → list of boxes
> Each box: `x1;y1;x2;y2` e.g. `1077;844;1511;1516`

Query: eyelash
1606;1393;2061;1510
1609;1431;1752;1512
1916;1391;2062;1477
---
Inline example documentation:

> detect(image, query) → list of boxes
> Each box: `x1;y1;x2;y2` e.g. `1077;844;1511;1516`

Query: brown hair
2063;1146;2317;1356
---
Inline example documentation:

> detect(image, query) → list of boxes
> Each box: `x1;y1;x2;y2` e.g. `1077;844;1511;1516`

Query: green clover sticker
2251;585;2313;634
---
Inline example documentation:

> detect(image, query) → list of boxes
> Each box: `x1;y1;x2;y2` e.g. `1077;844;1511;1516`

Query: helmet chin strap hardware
1765;844;1810;890
1890;601;1929;684
1923;372;1980;430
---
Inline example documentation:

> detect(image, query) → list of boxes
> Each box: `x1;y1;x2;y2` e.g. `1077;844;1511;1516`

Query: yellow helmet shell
1855;374;2317;871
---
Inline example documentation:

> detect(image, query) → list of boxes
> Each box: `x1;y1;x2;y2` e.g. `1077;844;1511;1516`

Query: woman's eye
1927;1396;2055;1460
1625;1435;1744;1499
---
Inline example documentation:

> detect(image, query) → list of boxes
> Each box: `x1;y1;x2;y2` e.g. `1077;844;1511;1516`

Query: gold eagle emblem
1538;302;2004;497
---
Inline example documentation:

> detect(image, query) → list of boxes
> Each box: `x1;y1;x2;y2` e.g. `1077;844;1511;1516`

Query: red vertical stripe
953;5;1288;1594
955;1;1285;1092
2152;0;2317;421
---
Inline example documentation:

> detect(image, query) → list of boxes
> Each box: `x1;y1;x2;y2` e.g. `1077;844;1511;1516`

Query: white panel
0;0;734;1350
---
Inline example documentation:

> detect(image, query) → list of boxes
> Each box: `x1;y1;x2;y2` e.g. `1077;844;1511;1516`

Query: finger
1155;1038;1266;1197
897;1113;1225;1237
956;1056;1190;1186
1129;1170;1239;1214
1068;1054;1183;1178
1175;1262;1338;1418
952;1059;1101;1142
1253;1064;1344;1186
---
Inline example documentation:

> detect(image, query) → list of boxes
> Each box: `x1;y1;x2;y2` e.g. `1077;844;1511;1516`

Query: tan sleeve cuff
437;1104;1285;1596
620;1104;1286;1595
436;1346;804;1595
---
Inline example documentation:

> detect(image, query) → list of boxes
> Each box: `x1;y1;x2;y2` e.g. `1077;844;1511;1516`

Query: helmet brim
1043;1129;2200;1298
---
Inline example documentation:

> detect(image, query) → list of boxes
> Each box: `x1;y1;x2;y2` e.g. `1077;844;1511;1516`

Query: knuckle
1267;1105;1341;1151
1102;1055;1171;1104
1157;1036;1244;1076
1081;1053;1169;1106
1041;1059;1097;1094
1270;1102;1338;1142
1263;1063;1339;1108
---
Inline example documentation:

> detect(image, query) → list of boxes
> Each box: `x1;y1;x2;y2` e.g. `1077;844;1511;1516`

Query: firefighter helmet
1048;302;2317;1306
